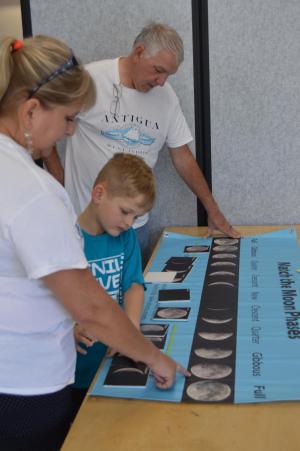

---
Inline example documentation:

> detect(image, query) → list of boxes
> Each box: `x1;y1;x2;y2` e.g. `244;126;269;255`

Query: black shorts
0;386;72;451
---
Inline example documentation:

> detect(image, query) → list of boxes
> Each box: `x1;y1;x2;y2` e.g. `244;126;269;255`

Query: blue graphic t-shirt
74;226;144;388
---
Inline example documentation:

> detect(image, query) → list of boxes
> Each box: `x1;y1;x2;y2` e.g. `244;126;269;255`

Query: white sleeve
166;97;193;149
8;193;87;279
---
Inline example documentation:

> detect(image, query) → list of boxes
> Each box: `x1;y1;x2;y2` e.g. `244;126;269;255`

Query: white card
144;271;177;283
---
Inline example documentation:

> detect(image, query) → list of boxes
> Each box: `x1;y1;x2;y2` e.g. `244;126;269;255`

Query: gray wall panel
30;0;196;248
208;0;300;225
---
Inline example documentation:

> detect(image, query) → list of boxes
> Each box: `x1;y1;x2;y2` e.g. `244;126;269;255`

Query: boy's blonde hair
94;153;156;211
0;35;95;114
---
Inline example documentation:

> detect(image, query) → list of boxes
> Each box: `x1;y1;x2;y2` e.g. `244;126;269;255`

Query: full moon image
191;363;232;379
157;308;187;319
194;347;233;359
186;381;231;402
214;239;239;246
141;324;166;332
212;253;237;259
198;332;233;340
210;261;236;267
213;245;238;252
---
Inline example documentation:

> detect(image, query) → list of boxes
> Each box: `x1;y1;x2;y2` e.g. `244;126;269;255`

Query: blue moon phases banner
91;229;300;404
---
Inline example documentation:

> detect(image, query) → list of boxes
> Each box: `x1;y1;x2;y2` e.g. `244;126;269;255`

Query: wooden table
62;225;300;451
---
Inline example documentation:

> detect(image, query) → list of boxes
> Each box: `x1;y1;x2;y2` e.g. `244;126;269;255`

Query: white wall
0;0;22;40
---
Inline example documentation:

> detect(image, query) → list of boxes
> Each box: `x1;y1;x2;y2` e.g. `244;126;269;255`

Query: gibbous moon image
198;332;233;340
186;381;231;402
209;271;235;277
191;363;232;379
213;245;238;252
157;308;187;319
215;239;239;246
207;281;235;287
210;261;236;267
212;253;237;259
201;316;232;324
194;347;233;359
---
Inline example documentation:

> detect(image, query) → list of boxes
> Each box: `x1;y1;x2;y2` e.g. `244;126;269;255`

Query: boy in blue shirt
72;153;155;408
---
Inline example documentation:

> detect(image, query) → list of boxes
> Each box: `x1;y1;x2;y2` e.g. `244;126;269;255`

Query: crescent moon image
214;239;239;246
186;381;231;402
113;367;145;375
212;253;237;259
201;316;232;324
207;281;235;287
213;245;238;252
198;331;233;341
194;347;233;359
209;271;235;277
210;261;236;267
191;363;232;379
157;308;187;319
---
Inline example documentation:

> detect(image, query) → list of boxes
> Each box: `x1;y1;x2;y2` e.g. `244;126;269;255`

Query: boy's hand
74;323;97;355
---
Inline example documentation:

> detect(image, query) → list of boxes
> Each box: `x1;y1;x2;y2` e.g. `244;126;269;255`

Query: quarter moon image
207;281;235;287
212;253;237;259
201;316;232;324
213;245;238;252
198;332;233;341
210;261;236;267
191;363;232;379
194;347;233;359
157;308;188;319
214;238;239;246
186;381;231;402
209;271;235;277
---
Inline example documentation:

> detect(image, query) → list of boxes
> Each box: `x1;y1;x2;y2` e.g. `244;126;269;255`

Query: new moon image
209;271;235;277
194;347;233;359
186;381;231;402
191;363;232;379
198;332;233;340
214;238;239;246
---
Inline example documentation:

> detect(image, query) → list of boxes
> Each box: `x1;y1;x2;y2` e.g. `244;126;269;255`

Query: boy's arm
124;283;144;329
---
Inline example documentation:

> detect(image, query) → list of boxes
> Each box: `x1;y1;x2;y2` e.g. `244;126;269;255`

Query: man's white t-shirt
0;134;88;395
65;58;193;224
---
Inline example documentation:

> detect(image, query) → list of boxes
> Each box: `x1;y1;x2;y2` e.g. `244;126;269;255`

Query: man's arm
124;283;144;329
42;268;189;388
43;146;64;186
169;144;240;238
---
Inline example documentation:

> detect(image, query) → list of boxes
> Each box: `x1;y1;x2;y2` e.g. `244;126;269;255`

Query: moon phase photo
194;347;233;359
186;381;231;402
212;253;237;259
213;245;238;252
209;271;235;277
207;281;235;287
198;331;233;341
191;363;232;379
214;238;239;246
155;307;190;320
201;316;232;324
210;261;236;267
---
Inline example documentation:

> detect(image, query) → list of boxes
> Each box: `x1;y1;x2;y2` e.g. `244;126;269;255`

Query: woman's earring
24;129;34;155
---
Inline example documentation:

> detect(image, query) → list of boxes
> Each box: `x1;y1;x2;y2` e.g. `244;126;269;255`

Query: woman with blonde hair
0;35;188;450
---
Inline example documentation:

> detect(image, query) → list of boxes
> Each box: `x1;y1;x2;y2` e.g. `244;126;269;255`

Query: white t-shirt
65;58;193;225
0;134;88;395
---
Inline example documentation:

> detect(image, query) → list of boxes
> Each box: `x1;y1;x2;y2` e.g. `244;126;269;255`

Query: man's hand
207;207;240;238
148;352;190;389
